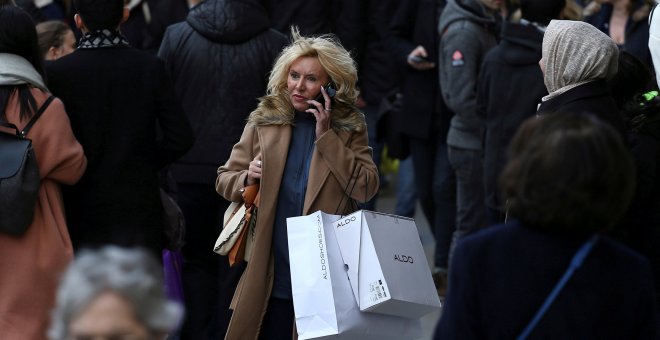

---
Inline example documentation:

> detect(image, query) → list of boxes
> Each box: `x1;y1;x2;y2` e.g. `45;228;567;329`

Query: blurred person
36;20;75;60
438;0;500;260
0;5;86;339
537;20;626;136
121;0;189;53
389;0;456;291
478;0;565;224
355;0;400;211
586;0;653;67
608;50;660;309
435;112;657;339
561;0;585;19
157;0;287;337
46;0;194;258
260;0;363;58
216;29;379;339
49;246;183;340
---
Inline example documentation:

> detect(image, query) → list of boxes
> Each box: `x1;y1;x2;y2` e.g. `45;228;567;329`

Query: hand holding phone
309;82;337;109
409;55;428;63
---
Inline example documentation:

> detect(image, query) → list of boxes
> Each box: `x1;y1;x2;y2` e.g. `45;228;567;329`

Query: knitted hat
520;0;566;26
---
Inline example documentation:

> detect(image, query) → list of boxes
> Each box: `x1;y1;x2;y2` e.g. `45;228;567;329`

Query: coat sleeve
433;239;480;340
314;127;379;203
216;124;258;203
387;0;419;67
153;59;195;169
33;97;87;185
439;27;482;122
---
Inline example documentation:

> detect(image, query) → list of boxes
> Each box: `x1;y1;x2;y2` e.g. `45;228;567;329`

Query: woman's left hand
307;86;332;140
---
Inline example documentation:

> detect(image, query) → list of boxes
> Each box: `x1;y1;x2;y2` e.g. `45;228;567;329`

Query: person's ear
46;46;60;60
74;13;85;31
121;7;129;24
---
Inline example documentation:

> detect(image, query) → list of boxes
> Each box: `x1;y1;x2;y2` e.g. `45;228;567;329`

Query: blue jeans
447;146;488;262
409;137;456;269
395;157;416;217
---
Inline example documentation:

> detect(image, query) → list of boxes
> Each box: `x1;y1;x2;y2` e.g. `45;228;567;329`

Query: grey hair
48;246;183;340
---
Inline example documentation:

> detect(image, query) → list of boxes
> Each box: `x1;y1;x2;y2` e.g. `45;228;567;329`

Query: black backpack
0;95;54;236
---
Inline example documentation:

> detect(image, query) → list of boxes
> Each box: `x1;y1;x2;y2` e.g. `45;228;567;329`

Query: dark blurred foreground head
500;112;635;234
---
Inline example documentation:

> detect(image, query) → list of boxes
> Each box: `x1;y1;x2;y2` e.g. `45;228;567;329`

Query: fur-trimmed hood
247;94;366;132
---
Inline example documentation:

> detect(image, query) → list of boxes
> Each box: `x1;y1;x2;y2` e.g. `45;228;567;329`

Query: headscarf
541;20;618;102
649;3;660;88
0;53;48;91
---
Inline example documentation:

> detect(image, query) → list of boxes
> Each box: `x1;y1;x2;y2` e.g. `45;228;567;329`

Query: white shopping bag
287;211;422;340
333;210;441;319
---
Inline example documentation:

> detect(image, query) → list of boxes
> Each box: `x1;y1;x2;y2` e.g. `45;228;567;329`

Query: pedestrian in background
158;0;288;337
478;0;565;223
36;20;76;60
438;0;500;261
46;0;194;258
0;5;86;339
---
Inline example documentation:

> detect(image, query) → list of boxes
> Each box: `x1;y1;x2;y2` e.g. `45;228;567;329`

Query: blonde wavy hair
248;27;365;132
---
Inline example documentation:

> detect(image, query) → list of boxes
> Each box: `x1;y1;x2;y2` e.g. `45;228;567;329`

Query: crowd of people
0;0;659;339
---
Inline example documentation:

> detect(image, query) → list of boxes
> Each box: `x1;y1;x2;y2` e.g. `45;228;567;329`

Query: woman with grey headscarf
537;19;627;137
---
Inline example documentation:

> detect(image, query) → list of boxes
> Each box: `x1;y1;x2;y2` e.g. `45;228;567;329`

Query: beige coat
216;108;379;340
0;89;87;340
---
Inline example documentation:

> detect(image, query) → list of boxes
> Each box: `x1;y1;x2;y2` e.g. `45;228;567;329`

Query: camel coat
0;89;87;340
216;112;379;340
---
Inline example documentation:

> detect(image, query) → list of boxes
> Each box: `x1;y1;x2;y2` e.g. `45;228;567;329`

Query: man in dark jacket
46;0;194;257
260;0;364;57
477;0;565;223
157;0;287;337
389;0;456;285
438;0;499;258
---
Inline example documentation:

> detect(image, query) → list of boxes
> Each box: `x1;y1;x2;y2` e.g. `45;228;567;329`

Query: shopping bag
287;211;421;340
333;210;441;318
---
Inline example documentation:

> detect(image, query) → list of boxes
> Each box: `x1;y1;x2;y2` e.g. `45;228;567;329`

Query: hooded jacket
477;21;547;211
158;0;288;184
438;0;499;150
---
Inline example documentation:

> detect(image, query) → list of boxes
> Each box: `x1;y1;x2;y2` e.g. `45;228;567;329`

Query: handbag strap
334;161;360;216
0;95;55;138
516;234;599;340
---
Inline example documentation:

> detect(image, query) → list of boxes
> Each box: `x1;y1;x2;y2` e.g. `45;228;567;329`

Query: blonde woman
216;28;379;339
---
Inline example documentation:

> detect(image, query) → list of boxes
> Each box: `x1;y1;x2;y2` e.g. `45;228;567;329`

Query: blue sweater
435;221;658;339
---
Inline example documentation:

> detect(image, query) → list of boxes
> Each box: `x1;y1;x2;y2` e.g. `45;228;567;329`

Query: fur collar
247;95;366;133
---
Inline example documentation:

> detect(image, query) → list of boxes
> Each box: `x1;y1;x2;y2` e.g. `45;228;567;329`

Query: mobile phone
309;82;337;109
409;55;428;63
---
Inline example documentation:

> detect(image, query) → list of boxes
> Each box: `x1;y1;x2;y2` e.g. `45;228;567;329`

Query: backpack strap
20;95;55;138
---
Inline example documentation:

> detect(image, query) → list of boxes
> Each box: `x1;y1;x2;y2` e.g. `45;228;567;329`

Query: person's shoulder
455;222;522;253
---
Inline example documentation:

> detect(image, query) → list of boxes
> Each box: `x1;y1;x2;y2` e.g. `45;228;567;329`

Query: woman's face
69;291;153;340
46;29;76;61
287;56;329;112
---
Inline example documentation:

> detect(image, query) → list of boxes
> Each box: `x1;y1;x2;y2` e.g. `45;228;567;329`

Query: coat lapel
258;125;291;214
303;130;351;214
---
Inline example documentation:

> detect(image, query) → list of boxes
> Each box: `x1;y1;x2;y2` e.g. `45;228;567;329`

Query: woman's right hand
246;154;262;186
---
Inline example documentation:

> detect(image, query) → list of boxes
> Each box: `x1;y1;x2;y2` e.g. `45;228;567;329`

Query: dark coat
260;0;364;58
358;0;402;105
121;0;189;53
158;0;287;185
536;79;627;138
435;221;658;339
586;2;652;68
478;22;546;211
46;45;194;256
388;0;447;140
